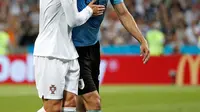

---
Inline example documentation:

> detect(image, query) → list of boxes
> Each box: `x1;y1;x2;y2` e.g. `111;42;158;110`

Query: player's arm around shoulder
60;0;105;27
112;1;150;64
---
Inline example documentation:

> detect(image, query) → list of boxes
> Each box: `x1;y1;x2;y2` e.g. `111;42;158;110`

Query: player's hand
140;41;150;64
88;0;106;16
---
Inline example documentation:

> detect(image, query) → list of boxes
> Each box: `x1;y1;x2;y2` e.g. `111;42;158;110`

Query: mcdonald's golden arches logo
176;55;200;86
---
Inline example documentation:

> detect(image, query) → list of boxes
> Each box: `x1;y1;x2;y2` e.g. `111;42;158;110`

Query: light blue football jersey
72;0;123;47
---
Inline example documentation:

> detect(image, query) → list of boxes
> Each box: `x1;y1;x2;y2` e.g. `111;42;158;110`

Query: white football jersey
34;0;93;60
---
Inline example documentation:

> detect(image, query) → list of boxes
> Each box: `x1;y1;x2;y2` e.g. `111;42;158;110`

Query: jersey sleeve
60;0;93;27
110;0;123;5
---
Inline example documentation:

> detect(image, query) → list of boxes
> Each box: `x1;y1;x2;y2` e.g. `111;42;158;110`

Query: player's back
34;0;78;60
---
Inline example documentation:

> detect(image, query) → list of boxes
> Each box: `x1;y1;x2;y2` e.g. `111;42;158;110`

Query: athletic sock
63;107;76;112
87;110;102;112
37;107;46;112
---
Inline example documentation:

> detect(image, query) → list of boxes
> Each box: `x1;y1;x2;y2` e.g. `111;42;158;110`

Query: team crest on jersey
50;85;56;94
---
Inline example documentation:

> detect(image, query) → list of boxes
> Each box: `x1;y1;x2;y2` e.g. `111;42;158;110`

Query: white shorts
34;56;80;99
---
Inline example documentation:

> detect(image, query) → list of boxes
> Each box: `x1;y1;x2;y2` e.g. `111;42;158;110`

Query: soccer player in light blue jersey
72;0;150;112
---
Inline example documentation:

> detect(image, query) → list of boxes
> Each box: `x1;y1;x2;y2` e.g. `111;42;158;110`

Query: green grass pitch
0;85;200;112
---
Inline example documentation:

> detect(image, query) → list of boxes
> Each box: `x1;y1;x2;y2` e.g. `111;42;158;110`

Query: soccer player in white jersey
34;0;105;112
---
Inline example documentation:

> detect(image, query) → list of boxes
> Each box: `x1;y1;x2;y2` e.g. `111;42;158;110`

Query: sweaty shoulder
110;0;123;5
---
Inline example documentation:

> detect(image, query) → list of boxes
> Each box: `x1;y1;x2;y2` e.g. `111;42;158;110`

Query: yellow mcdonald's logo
176;55;200;86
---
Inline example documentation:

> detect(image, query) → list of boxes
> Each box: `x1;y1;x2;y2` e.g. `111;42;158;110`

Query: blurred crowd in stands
102;0;200;55
0;0;200;55
0;0;39;54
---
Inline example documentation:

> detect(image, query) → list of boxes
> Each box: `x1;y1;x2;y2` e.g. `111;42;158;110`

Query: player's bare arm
60;0;105;27
113;2;150;64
